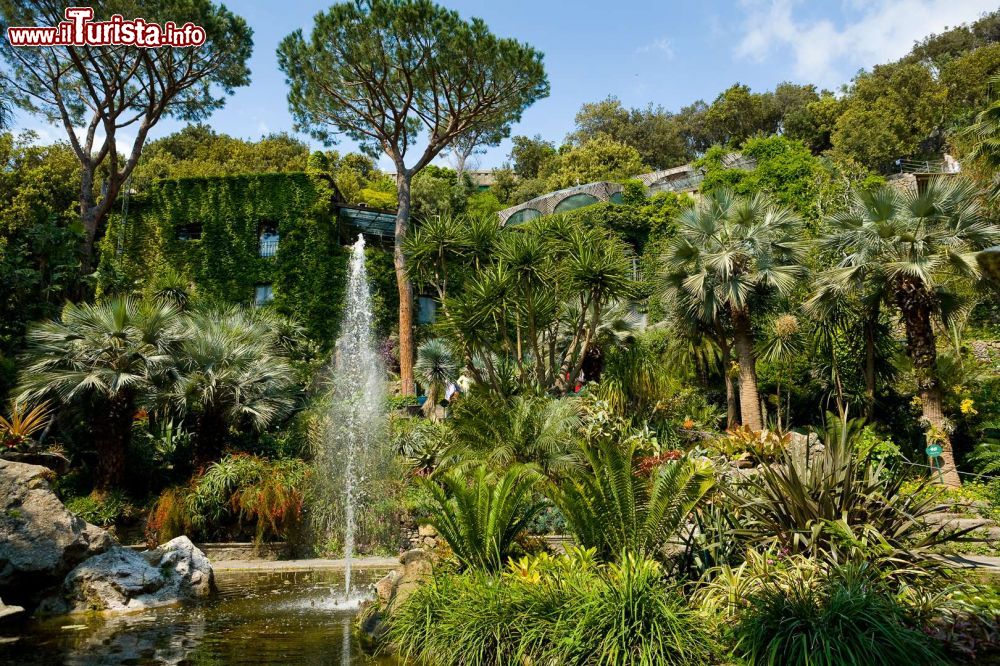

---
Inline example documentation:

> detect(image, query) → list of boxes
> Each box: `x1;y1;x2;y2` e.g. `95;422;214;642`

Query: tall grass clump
732;566;946;666
387;548;717;666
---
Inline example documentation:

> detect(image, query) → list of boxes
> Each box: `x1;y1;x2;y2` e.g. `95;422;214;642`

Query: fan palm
414;338;457;419
550;438;715;561
660;188;807;430
168;306;297;466
420;464;544;571
812;179;1000;485
448;391;582;476
17;297;181;489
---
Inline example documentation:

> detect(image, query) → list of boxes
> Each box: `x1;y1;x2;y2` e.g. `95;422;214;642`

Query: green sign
925;444;943;458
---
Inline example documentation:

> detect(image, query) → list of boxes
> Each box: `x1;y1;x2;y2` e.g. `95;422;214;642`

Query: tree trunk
862;309;878;419
720;339;738;429
94;394;134;491
193;410;228;470
732;308;764;431
896;278;961;487
396;171;416;395
79;166;102;276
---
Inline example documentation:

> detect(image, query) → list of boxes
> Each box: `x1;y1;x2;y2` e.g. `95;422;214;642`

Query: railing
897;159;959;174
259;237;279;257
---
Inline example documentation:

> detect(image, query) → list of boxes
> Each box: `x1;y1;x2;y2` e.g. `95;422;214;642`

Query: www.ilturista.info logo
7;7;206;47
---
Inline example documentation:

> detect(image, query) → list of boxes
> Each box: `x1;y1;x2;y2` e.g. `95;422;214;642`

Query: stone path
212;556;398;572
937;553;1000;573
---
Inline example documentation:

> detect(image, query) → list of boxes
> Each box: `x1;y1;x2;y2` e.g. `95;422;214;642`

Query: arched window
506;207;542;226
553;193;599;213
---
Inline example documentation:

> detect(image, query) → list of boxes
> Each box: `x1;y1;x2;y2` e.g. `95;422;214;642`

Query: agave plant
420;464;544;571
549;436;715;561
0;399;53;449
728;413;975;566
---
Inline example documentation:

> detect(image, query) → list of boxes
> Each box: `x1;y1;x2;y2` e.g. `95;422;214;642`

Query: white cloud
734;0;998;87
636;37;676;60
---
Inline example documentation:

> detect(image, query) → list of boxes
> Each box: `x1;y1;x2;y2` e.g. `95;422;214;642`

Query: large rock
375;548;432;610
362;548;434;651
0;460;112;609
0;596;24;623
49;536;214;615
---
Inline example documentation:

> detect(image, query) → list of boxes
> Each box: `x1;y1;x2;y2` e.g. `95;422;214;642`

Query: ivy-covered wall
103;172;351;344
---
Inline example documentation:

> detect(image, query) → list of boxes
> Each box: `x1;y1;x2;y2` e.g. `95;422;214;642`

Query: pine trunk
395;172;416;395
732;308;763;431
79;166;101;277
896;277;961;487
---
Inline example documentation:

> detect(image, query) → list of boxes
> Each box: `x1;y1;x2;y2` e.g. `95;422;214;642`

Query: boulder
0;596;24;623
49;536;214;615
374;548;432;610
363;549;434;651
0;460;112;610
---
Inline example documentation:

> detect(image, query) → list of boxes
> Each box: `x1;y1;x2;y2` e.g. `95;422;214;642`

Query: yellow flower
960;398;978;416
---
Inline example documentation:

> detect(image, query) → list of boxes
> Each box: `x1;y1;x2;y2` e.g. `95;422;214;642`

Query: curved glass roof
554;193;600;213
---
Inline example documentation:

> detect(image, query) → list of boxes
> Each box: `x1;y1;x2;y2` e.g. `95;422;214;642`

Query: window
505;208;542;226
177;223;202;240
258;223;279;257
254;284;274;306
553;193;599;214
417;295;437;324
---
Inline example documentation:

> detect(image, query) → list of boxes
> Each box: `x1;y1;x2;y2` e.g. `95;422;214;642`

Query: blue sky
12;0;1000;169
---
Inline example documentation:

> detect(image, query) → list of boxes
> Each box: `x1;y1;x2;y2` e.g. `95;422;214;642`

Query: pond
0;567;402;665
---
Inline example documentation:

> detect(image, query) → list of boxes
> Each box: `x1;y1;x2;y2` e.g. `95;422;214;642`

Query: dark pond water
0;568;402;665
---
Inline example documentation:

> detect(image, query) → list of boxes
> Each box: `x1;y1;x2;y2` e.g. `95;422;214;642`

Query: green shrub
147;454;312;544
388;549;716;666
65;490;139;527
733;567;945;666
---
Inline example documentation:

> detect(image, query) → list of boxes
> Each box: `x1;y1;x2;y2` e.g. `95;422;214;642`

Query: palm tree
448;392;582;476
168;306;297;467
17;298;181;489
414;338;457;419
660;188;807;430
813;179;1000;486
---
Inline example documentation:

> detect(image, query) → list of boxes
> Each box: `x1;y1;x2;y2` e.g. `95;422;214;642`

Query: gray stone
56;536;213;614
0;596;24;623
374;548;433;611
0;460;112;610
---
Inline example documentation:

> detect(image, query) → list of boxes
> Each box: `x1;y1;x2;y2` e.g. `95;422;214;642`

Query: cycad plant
420;464;544;571
660;188;807;430
813;178;1000;485
17;297;181;489
414;338;457;419
168;305;297;466
550;437;715;561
